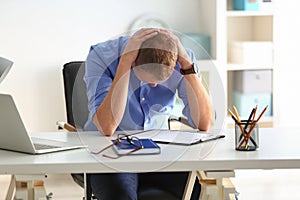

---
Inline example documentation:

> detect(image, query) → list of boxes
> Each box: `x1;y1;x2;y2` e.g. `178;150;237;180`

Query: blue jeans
90;172;201;200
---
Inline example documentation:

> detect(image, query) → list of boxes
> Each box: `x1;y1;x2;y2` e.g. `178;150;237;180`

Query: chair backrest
62;61;88;130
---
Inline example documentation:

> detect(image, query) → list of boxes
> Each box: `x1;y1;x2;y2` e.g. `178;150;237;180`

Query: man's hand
159;29;213;131
94;28;160;136
159;29;192;69
122;28;159;66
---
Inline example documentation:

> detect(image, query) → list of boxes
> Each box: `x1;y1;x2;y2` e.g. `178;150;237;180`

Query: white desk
1;128;300;199
1;128;300;174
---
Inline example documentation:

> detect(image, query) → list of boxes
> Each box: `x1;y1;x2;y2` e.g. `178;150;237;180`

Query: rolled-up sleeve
84;45;112;119
83;37;127;130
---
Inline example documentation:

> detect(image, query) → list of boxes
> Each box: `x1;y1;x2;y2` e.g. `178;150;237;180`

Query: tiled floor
1;169;300;199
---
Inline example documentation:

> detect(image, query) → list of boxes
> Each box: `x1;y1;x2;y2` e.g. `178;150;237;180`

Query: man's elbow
96;124;116;136
93;117;116;136
102;129;115;136
198;118;213;131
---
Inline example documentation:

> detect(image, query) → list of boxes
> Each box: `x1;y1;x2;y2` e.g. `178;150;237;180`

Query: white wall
1;0;299;131
0;0;202;131
274;0;300;127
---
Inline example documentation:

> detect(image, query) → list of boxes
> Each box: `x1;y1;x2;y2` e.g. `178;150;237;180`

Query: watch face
194;63;199;73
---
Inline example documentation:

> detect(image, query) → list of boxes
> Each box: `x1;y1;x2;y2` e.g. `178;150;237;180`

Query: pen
243;122;257;149
233;106;241;123
231;106;247;136
230;106;259;149
228;109;248;143
238;122;258;149
252;105;258;122
255;105;268;122
230;106;258;148
242;105;268;148
244;107;255;132
228;109;238;124
238;107;255;142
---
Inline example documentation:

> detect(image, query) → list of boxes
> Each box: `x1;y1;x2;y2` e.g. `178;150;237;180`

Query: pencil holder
235;120;259;151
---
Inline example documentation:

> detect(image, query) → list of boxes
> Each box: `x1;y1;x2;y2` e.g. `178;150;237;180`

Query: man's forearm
184;74;213;131
93;60;131;136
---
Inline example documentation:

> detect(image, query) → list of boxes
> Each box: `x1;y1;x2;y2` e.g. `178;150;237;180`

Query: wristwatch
180;63;198;75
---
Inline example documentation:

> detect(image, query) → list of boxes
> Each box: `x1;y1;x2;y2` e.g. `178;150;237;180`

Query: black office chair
62;61;89;131
61;61;185;200
61;61;94;199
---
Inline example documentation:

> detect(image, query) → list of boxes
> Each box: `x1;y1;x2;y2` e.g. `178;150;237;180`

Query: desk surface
1;128;300;174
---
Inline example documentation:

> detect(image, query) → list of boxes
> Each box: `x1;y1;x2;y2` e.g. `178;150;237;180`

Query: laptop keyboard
34;143;60;150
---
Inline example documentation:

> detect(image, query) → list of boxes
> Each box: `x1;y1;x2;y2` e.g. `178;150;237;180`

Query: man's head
133;33;178;87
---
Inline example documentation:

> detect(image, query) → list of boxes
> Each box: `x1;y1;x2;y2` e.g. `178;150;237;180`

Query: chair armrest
168;116;194;130
56;121;77;132
178;116;190;127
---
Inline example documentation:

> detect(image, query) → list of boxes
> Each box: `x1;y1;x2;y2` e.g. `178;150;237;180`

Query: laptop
0;94;86;154
0;57;13;84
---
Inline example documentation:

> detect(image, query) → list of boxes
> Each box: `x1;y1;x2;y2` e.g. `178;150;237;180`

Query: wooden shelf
226;63;273;71
227;10;273;17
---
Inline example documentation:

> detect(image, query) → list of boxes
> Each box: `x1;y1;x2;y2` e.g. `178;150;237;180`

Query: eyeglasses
91;133;143;159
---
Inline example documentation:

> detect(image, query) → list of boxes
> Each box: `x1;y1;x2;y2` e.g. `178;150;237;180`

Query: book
112;138;161;155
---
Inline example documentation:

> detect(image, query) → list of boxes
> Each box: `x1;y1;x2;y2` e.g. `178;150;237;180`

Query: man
84;28;213;199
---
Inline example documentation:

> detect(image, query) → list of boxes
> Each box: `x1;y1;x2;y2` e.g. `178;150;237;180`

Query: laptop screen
0;57;13;84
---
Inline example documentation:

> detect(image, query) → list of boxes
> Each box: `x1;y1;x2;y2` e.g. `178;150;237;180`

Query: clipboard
137;130;225;146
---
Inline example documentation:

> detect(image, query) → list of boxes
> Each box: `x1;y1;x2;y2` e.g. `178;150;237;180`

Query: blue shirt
83;36;198;132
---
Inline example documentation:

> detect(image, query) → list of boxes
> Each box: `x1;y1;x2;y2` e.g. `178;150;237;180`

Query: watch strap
180;63;196;75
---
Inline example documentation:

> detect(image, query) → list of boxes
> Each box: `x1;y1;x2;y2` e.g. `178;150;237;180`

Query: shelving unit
193;0;275;128
225;0;274;127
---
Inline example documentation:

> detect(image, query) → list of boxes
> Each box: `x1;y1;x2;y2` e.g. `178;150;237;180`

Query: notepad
112;138;161;155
